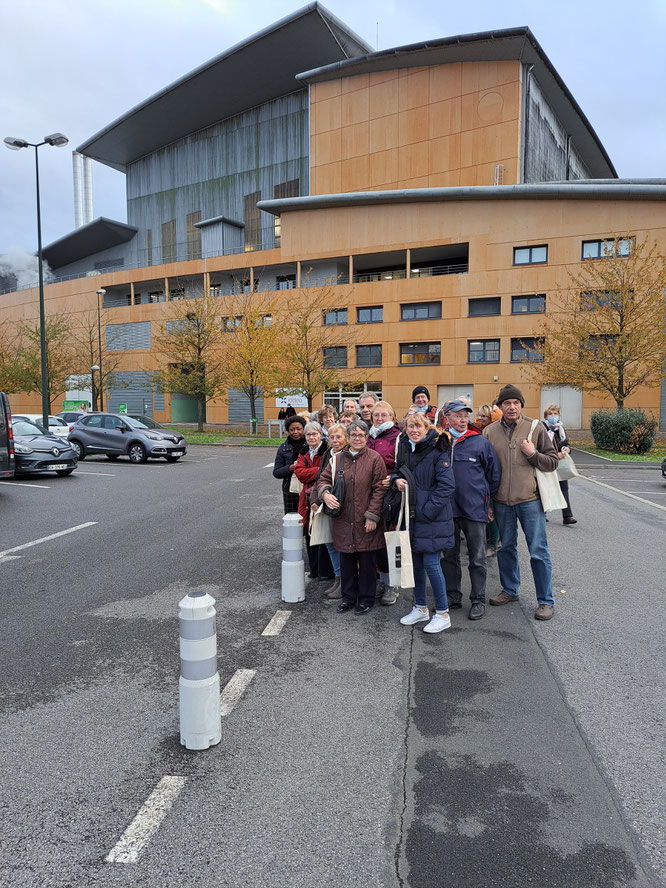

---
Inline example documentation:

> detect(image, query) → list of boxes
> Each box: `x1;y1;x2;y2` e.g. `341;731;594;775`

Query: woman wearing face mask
542;405;577;525
366;400;401;606
273;415;308;514
392;413;455;634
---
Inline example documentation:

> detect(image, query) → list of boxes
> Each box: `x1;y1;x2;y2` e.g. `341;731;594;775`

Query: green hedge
590;408;657;454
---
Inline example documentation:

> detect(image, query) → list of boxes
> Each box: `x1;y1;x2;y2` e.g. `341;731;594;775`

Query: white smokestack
83;155;93;224
73;151;83;228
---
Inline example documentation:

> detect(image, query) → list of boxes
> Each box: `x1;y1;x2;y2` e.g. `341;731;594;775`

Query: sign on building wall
276;391;308;408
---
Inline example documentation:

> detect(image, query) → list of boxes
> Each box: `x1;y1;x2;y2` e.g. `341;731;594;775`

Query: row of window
323;338;543;368
513;237;633;266
325;296;547;326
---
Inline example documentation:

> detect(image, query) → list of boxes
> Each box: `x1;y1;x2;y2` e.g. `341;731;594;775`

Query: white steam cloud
0;246;55;292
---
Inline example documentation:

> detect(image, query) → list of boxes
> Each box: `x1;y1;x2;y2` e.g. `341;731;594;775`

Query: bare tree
522;237;666;408
70;307;125;410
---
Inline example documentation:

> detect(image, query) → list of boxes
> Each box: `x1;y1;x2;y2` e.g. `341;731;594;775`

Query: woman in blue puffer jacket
391;412;455;634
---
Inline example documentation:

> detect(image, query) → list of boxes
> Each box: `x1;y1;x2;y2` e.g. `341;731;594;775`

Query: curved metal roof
296;27;617;179
258;181;666;215
42;218;138;270
76;3;371;172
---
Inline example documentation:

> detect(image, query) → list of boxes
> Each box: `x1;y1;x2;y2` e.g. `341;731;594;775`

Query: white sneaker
423;612;451;633
400;606;430;626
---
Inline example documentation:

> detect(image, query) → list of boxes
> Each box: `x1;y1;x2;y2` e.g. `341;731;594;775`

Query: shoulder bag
528;420;567;511
322;451;345;517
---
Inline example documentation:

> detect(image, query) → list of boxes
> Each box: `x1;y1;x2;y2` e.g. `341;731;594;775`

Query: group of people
273;384;577;632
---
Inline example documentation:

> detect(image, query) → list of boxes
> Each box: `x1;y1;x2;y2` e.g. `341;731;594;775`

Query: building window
149;291;165;303
273;180;298;247
170;288;185;301
468;339;500;363
161;219;177;264
512;294;546;314
323;346;347;368
511;337;543;362
186;211;202;260
222;316;242;332
146;229;153;267
323;308;348;326
513;245;548;265
583;334;617;356
277;274;296;290
356;345;382;367
209;284;221;298
401;301;442;321
468;297;501;317
580;291;624;310
582;237;633;260
244;191;261;252
400;342;441;365
357;306;383;324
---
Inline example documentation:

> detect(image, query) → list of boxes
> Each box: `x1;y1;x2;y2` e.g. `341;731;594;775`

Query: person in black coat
543;404;577;525
273;415;308;513
391;412;455;634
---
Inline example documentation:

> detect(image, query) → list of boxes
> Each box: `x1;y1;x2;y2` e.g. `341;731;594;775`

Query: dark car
12;419;78;476
0;392;15;479
662;456;666;482
69;413;187;463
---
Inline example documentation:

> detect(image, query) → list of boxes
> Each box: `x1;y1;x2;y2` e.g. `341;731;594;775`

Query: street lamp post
96;289;106;411
4;133;69;429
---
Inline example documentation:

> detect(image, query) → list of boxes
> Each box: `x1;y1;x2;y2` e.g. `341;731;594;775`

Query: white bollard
282;512;305;603
178;590;222;750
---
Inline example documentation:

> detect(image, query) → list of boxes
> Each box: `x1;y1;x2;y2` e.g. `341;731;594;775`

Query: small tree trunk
197;398;204;432
249;389;257;435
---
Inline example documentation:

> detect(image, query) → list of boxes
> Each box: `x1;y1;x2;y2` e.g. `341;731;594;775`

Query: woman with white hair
295;421;335;582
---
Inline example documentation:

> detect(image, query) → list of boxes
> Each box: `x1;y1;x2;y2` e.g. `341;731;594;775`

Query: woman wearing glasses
317;420;386;615
295;421;335;583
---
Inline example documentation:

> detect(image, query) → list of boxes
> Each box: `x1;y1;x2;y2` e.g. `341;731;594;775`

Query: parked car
0;392;15;479
13;414;71;438
56;410;90;431
12;419;78;476
69;413;187;463
662;456;666;482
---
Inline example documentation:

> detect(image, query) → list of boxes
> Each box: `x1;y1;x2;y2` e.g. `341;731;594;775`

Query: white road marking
75;471;116;476
220;668;256;716
264;462;275;468
581;476;666;512
0;522;98;558
0;555;22;565
105;776;186;864
203;456;229;460
261;610;292;637
0;481;50;489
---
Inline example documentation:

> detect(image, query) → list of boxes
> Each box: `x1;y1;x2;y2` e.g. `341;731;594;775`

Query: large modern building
3;4;665;427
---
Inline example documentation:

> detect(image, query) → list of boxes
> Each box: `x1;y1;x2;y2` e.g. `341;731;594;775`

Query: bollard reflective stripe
178;591;222;750
281;513;305;603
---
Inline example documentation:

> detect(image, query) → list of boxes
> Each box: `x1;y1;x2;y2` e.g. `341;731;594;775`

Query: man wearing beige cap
483;385;558;620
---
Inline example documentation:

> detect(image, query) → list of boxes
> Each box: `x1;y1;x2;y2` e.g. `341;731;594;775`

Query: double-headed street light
4;133;69;428
96;289;106;411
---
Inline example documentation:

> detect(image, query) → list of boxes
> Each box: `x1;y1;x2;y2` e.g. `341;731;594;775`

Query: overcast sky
1;0;664;255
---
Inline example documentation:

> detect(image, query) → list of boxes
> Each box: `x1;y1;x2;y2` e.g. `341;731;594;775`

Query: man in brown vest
483;385;558;620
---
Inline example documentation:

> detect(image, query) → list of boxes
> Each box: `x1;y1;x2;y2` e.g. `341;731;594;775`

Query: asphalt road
0;446;664;888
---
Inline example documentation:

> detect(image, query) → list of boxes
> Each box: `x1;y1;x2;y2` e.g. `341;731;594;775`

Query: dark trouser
560;479;573;519
305;530;334;579
282;490;300;514
340;550;379;608
375;545;389;573
441;518;488;605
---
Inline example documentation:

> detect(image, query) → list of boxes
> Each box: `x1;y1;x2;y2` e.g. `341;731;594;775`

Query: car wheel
165;454;181;462
56;468;75;476
107;454;120;461
70;440;85;460
128;442;147;464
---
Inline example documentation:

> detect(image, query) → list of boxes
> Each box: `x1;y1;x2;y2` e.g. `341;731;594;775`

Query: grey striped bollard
178;590;222;750
282;513;305;603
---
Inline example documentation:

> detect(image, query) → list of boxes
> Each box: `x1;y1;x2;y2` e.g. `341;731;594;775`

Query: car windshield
124;416;154;429
13;420;47;436
129;416;161;429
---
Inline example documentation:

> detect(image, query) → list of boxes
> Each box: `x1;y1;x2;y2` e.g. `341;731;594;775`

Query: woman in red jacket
366;400;401;606
295;422;334;584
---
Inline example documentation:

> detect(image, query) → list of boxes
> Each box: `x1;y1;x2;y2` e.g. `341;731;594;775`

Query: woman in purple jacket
366;400;402;606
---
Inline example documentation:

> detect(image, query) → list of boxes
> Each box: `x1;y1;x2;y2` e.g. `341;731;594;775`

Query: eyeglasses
349;431;366;438
305;432;320;437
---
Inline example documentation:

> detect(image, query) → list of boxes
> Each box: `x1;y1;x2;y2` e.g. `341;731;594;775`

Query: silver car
68;413;187;463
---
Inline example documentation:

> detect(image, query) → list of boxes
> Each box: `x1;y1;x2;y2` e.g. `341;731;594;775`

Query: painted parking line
0;481;50;489
0;522;98;561
264;463;275;468
581;476;666;512
105;776;187;864
75;471;116;477
220;668;256;716
261;610;292;637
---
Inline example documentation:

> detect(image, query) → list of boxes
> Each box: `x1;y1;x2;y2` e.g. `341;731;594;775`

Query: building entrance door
540;386;582;429
437;385;474;412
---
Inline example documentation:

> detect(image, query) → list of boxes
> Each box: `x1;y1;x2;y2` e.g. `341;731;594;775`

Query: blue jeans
326;543;341;577
494;499;554;606
413;551;448;612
